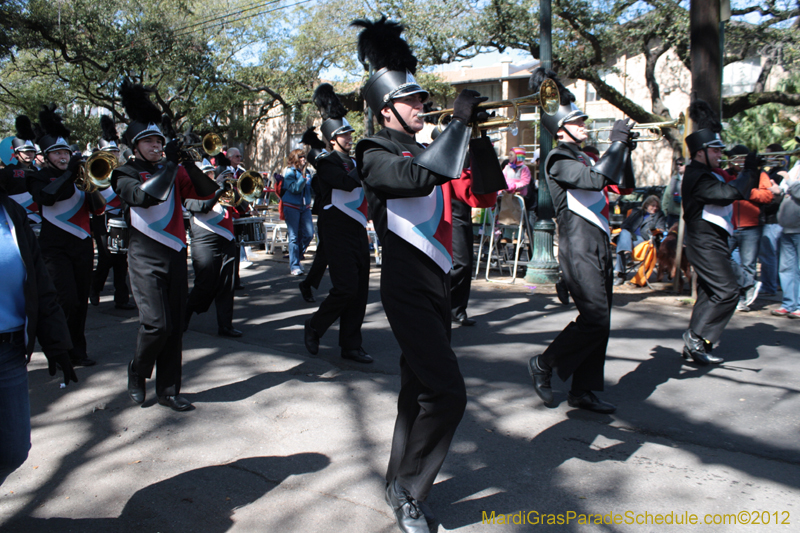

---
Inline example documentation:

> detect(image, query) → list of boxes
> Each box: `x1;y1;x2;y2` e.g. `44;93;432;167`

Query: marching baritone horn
185;133;224;159
77;151;118;192
418;78;561;131
221;170;265;207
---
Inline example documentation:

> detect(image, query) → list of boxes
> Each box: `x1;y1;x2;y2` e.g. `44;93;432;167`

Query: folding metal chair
484;193;529;284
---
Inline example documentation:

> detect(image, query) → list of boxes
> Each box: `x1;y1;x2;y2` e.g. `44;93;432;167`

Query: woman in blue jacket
282;149;315;275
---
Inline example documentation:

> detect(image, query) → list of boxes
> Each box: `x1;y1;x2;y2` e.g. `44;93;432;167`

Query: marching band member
298;127;330;303
111;80;219;412
680;101;759;365
26;104;106;368
184;162;241;338
302;84;371;363
352;17;489;533
527;68;635;414
0;116;41;226
90;115;135;310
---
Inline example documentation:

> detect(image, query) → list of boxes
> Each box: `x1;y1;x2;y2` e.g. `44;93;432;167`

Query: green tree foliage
0;0;308;148
725;73;800;163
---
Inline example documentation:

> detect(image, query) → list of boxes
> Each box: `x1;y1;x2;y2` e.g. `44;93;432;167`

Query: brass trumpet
720;147;800;168
418;78;561;131
221;170;264;207
586;114;686;142
77;151;118;192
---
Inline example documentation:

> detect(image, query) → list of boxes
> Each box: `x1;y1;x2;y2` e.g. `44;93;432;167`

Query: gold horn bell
221;170;264;207
77;151;118;192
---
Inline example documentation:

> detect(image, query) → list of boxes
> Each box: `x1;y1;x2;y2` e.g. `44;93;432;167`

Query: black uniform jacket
545;142;612;236
0;192;72;359
356;128;450;243
681;160;754;240
315;149;361;205
0;162;37;195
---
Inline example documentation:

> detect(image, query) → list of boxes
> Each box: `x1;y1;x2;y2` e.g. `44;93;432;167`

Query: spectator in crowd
502;147;531;196
613;195;666;285
662;157;686;227
772;169;800;318
759;143;787;295
282;149;314;276
1;188;77;486
729;144;779;312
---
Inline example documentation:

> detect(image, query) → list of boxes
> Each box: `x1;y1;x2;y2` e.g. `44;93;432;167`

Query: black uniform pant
303;237;328;290
450;199;474;319
40;230;93;362
541;224;612;392
309;213;369;349
128;231;187;397
381;235;467;502
685;226;739;344
91;215;130;305
187;225;237;330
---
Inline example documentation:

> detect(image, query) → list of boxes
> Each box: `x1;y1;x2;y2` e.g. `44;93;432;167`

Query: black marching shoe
157;395;193;412
341;347;374;364
304;319;320;355
127;360;145;404
451;313;476;327
528;355;553;403
567;391;617;414
681;330;723;365
71;356;96;367
299;282;315;303
218;326;243;338
115;301;136;310
89;290;100;306
385;480;431;533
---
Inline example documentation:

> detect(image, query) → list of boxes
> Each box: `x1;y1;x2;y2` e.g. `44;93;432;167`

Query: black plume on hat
15;115;36;141
689;100;722;133
161;114;177;140
37;103;70;141
351;16;417;74
301;127;326;151
100;115;119;142
313;84;348;121
528;67;575;105
119;79;162;126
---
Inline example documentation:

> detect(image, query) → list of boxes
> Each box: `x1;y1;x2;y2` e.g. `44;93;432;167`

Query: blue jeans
614;229;644;273
284;205;314;273
779;232;800;312
759;224;782;293
0;336;30;486
731;226;762;294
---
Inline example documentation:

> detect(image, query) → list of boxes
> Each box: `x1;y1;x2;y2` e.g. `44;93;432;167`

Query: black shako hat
351;17;428;119
312;83;355;142
36;104;71;154
12;115;38;153
98;115;121;152
686;100;725;155
528;67;587;137
119;79;166;146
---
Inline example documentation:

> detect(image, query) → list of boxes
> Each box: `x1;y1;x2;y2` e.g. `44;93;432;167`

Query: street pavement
1;251;799;532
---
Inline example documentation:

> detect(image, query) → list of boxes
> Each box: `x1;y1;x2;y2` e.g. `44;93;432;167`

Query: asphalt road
1;251;798;532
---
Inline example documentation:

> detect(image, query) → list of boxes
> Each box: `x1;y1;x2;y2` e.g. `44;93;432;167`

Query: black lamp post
525;0;560;284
